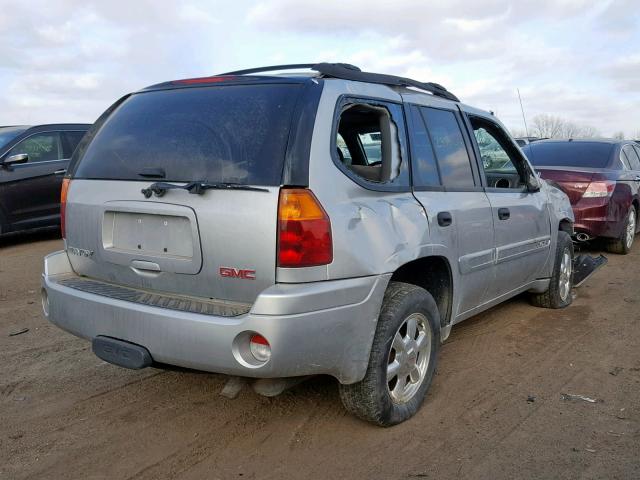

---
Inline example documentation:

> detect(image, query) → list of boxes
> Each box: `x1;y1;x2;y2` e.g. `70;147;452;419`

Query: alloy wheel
559;249;572;302
386;312;431;404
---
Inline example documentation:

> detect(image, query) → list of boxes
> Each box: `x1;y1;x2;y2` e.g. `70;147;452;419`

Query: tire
530;231;574;309
605;205;636;255
339;282;440;426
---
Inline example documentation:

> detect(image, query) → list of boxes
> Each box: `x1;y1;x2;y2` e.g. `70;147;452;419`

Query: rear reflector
60;178;70;239
249;334;271;363
277;189;332;268
583;181;615;198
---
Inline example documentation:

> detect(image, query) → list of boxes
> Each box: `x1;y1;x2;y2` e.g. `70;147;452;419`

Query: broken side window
334;100;409;189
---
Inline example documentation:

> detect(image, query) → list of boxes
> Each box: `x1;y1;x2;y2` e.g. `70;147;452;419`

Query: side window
6;132;62;163
622;145;640;170
634;145;640;165
62;131;87;158
334;100;409;187
469;116;527;189
620;150;631;170
407;105;440;187
420;107;475;188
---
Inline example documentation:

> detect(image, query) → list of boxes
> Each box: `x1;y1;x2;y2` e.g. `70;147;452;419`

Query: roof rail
220;64;316;76
219;63;460;102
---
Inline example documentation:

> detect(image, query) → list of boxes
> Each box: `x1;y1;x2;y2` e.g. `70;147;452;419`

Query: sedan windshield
0;127;27;150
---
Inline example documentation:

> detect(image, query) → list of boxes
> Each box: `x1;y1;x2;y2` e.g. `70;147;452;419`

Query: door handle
498;208;510;220
437;211;453;227
54;169;67;175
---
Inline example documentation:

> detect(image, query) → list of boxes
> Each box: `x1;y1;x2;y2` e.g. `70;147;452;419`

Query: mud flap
92;336;153;369
572;254;607;288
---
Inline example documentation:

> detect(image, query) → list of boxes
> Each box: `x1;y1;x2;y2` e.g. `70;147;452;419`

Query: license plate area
100;202;202;275
104;211;193;258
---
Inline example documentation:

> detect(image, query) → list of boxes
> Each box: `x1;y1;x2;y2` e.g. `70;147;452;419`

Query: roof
144;63;460;102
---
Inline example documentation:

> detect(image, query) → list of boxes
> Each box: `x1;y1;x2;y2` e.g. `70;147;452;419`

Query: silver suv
42;63;576;425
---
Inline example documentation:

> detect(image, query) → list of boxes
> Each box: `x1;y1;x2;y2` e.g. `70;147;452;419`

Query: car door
405;103;495;317
0;131;66;227
621;144;640;200
465;113;552;301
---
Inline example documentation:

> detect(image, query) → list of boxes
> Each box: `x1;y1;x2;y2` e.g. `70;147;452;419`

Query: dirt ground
0;230;638;480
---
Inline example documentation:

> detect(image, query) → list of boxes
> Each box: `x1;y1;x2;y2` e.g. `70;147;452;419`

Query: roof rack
220;63;460;102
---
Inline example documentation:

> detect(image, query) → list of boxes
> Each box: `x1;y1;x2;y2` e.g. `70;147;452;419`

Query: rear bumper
42;251;389;384
572;200;624;239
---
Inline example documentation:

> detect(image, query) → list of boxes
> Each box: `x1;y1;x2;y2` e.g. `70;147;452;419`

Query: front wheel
339;282;440;426
530;231;574;309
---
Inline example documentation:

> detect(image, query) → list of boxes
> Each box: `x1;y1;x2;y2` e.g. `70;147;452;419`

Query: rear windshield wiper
141;181;269;198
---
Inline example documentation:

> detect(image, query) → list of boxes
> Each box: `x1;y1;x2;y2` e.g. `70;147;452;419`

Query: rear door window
420;107;475;188
6;132;62;163
634;145;640;161
61;131;87;158
74;84;302;186
622;145;640;170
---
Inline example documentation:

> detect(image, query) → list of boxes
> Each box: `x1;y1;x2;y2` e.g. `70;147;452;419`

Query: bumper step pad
58;277;251;317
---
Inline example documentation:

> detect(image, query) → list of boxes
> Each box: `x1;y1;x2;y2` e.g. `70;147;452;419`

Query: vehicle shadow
0;227;61;248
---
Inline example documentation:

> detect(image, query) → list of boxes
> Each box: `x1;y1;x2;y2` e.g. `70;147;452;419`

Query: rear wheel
339;282;440;426
530;231;573;309
606;206;636;255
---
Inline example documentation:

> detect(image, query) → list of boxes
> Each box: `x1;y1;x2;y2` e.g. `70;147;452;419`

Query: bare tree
613;131;625;140
509;128;528;138
530;114;600;139
531;114;564;138
578;125;600;138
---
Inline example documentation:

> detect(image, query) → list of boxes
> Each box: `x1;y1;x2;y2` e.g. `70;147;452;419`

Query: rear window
523;142;614;169
74;84;301;185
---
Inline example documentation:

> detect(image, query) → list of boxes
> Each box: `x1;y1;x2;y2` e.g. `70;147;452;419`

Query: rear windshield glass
73;84;301;185
0;127;27;150
523;142;614;169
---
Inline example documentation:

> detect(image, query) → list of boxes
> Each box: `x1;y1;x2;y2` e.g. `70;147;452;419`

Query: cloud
247;0;639;135
0;0;637;136
0;0;223;124
602;55;640;92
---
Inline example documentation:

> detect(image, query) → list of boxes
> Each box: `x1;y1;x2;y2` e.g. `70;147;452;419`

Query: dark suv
0;124;90;235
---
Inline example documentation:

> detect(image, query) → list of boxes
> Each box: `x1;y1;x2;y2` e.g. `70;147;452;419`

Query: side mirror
1;153;29;168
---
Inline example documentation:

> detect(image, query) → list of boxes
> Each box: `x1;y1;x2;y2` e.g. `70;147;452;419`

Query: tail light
277;188;332;268
582;181;615;198
60;178;71;239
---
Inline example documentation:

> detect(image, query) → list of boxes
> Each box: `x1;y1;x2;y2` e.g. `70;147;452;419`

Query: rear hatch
65;81;306;305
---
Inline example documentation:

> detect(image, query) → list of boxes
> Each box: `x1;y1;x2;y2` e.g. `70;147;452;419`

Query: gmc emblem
219;267;256;280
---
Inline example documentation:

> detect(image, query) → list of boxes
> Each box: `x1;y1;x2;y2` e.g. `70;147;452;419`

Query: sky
1;0;638;137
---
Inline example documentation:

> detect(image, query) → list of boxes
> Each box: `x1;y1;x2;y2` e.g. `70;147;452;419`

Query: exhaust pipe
575;233;591;242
